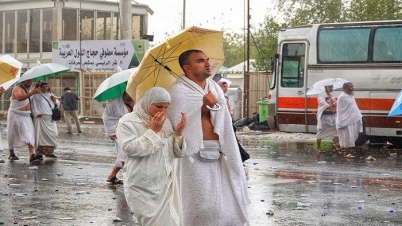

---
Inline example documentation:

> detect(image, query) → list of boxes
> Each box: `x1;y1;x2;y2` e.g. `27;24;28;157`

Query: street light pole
243;0;250;118
182;0;186;29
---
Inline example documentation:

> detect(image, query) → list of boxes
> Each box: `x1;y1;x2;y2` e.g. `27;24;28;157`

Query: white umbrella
306;78;349;95
0;55;22;90
93;68;137;102
18;62;70;83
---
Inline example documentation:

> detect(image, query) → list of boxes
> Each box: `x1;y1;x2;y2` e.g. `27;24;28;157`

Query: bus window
281;43;305;88
318;28;370;62
373;27;402;62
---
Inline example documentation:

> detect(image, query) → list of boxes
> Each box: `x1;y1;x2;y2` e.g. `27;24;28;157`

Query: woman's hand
149;111;166;133
175;112;186;136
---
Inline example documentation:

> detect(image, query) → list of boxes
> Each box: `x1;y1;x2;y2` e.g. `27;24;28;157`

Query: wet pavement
1;122;402;225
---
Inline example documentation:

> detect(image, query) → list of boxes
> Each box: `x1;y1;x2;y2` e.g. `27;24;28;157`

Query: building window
112;12;119;40
131;14;141;40
30;9;40;53
62;8;77;41
43;8;52;52
81;10;94;40
5;11;15;53
17;10;28;53
96;11;112;40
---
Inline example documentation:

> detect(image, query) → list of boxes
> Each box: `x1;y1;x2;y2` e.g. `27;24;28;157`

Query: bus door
277;42;308;133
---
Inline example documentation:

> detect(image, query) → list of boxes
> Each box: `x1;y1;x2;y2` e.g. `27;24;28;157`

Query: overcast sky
137;0;274;44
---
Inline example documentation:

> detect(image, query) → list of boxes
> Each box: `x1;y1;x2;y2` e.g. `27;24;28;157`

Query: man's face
220;84;229;93
22;80;32;88
40;84;49;93
123;93;134;107
186;52;211;80
345;83;354;95
325;85;333;93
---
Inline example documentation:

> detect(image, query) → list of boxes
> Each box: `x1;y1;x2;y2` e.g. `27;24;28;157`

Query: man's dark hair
343;82;352;89
178;49;203;70
39;81;48;87
221;82;228;85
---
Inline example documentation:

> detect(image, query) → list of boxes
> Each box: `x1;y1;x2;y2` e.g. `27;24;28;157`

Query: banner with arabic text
52;40;147;72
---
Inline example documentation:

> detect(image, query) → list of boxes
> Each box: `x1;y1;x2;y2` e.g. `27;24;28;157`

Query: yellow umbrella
0;55;21;86
126;26;225;101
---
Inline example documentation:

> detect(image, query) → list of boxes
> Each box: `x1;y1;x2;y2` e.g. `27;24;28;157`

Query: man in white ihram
316;85;339;153
169;49;249;226
336;82;363;158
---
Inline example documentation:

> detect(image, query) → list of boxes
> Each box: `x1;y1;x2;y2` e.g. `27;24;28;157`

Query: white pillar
119;0;132;40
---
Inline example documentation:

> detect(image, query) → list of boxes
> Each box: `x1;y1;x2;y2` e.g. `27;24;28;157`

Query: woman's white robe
116;112;185;226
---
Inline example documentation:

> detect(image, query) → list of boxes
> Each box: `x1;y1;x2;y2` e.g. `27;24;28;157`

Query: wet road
1;128;402;225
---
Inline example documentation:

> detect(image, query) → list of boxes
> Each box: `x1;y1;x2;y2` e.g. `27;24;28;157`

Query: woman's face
148;102;169;117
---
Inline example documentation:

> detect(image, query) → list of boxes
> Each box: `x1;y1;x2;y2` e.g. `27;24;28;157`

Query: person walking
217;80;234;118
60;87;82;134
316;85;339;154
7;78;40;161
103;92;134;184
115;87;186;226
168;49;250;226
31;81;58;161
336;82;363;158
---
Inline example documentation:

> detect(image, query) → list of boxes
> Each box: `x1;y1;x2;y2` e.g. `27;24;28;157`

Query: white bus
268;20;402;147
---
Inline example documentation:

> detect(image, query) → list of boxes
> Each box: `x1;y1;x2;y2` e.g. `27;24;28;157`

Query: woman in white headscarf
116;87;186;226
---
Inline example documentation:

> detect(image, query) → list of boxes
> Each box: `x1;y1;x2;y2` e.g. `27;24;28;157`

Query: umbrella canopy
93;68;137;102
126;26;225;101
388;90;402;117
0;55;22;90
18;63;70;83
306;78;349;95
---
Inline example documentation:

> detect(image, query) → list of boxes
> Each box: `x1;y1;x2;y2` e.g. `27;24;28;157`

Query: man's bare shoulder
12;85;24;93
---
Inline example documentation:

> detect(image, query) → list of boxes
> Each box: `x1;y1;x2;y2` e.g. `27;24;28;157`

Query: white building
0;0;153;118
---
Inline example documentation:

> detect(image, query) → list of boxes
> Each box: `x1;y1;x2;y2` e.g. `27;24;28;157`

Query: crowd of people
0;46;369;225
316;81;363;158
0;78;83;163
0;49;251;225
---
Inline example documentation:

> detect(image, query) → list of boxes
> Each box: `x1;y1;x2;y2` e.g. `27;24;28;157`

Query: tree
347;0;402;21
252;16;281;72
223;32;247;68
272;0;346;26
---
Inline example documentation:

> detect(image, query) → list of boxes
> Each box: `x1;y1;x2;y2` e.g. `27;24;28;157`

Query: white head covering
133;87;171;127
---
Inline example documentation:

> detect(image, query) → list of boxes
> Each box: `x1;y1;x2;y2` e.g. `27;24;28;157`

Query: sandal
316;149;326;153
346;154;356;158
8;154;19;160
45;154;57;158
30;154;43;162
107;176;123;185
332;144;343;156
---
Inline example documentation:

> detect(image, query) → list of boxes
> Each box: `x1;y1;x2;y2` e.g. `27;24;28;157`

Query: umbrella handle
206;103;221;111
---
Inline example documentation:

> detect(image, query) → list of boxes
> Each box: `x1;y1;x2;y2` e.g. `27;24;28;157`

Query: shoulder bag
41;94;61;121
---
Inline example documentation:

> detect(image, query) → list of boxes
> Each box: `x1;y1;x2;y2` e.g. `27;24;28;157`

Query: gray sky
138;0;274;44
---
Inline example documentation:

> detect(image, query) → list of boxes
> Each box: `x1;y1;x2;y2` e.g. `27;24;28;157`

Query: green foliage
223;33;246;68
313;141;333;151
252;16;282;72
259;140;279;149
347;0;402;21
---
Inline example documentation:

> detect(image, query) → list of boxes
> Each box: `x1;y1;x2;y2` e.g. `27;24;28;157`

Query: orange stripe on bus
278;97;395;111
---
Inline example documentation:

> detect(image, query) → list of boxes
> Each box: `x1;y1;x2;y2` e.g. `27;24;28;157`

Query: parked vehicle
268;20;402;147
